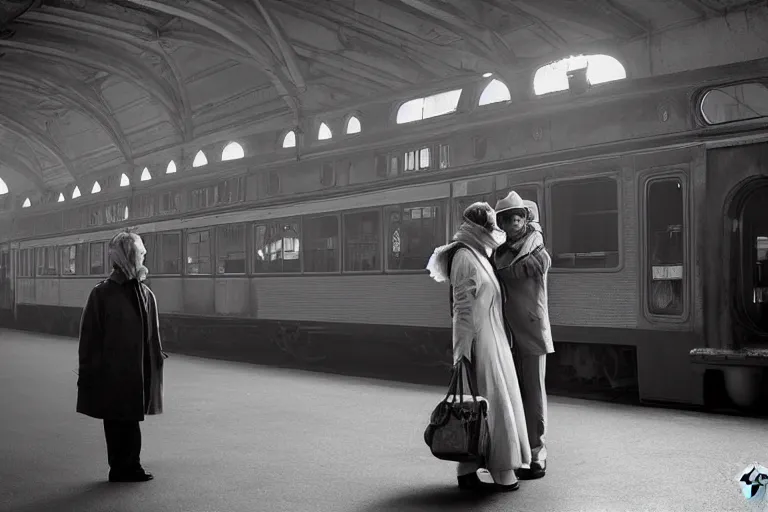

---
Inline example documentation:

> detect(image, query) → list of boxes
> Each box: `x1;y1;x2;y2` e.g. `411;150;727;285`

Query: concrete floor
0;328;764;512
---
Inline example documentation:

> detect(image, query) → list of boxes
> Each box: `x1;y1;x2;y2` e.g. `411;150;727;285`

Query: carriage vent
320;162;335;187
473;137;487;160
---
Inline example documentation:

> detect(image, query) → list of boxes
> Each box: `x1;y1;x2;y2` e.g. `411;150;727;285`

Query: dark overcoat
76;270;168;421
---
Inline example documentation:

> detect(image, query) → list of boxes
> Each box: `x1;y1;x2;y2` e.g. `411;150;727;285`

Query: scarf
109;233;149;282
494;221;548;280
426;221;506;283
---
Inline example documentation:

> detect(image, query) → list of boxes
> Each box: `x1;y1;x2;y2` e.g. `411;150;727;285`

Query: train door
0;244;11;313
728;179;768;341
706;142;768;350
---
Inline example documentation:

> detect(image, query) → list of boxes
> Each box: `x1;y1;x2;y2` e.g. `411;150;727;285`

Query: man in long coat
493;191;554;480
77;230;168;482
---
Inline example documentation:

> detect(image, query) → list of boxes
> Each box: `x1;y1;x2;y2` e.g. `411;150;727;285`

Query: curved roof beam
247;0;306;90
0;36;186;139
123;0;301;119
21;7;193;142
0;105;77;184
0;153;46;193
0;71;133;163
396;0;518;66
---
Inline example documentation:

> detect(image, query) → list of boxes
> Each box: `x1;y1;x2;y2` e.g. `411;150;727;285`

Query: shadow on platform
9;481;132;512
356;484;502;512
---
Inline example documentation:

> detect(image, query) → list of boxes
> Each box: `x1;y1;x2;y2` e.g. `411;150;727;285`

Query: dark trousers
515;352;548;463
103;420;142;472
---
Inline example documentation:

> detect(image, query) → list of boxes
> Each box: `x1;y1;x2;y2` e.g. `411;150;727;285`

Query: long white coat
451;245;532;483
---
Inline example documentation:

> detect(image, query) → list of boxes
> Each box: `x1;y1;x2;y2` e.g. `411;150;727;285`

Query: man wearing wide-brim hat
493;191;554;481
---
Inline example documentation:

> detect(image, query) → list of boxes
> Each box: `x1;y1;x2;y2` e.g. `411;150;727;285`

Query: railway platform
0;328;764;512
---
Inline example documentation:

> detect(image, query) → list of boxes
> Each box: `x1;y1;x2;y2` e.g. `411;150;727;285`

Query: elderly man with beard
76;230;168;483
493;191;554;481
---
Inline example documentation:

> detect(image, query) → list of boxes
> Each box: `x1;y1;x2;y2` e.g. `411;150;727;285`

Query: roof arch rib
0;152;47;193
0;35;187;141
0;105;78;185
20;7;194;142
123;0;302;120
0;70;133;163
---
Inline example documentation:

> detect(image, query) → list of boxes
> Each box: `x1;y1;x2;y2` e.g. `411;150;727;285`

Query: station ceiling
0;0;764;197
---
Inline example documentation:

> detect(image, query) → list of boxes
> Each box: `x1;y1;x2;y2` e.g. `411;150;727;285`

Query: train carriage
2;56;768;412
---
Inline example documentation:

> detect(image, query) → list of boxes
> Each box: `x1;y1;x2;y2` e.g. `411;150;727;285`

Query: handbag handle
444;357;480;405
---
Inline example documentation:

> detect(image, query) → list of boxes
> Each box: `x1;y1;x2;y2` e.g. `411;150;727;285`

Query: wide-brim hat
495;191;527;215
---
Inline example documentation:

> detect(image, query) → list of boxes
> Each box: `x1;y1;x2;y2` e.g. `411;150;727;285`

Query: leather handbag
424;358;489;463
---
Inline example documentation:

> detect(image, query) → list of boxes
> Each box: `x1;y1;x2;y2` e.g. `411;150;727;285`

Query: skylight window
91;181;101;194
282;130;296;148
397;89;463;124
346;116;361;135
0;177;7;195
193;150;208;167
72;186;81;199
222;141;244;161
533;54;626;96
318;122;333;140
140;167;152;181
22;197;30;208
479;79;511;106
120;173;130;187
166;160;177;174
57;192;65;203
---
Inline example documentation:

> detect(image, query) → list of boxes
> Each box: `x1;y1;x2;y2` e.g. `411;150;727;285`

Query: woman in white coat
427;202;532;492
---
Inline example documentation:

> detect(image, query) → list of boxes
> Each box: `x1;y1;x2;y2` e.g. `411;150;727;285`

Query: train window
186;229;212;275
550;177;619;269
18;249;32;277
404;148;430;172
343;210;381;272
534;54;626;96
36;247;56;276
700;82;768;125
60;245;76;275
252;219;301;274
303;215;340;273
89;242;105;275
385;202;446;271
646;178;685;316
146;232;181;274
439;144;450;169
216;224;246;274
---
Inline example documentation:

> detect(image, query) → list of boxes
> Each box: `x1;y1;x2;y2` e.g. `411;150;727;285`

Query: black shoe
109;468;154;482
492;480;520;492
457;472;483;490
517;460;546;480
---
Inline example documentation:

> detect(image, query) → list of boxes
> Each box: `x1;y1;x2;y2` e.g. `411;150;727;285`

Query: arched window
120;173;130;187
166;160;177;174
282;130;296;148
140;167;152;181
533;54;626;96
397;89;463;124
479;79;511;106
72;186;81;199
346;116;361;135
22;197;30;208
193;150;208;168
222;141;244;161
57;192;65;203
0;177;7;195
318;122;333;140
91;181;101;194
